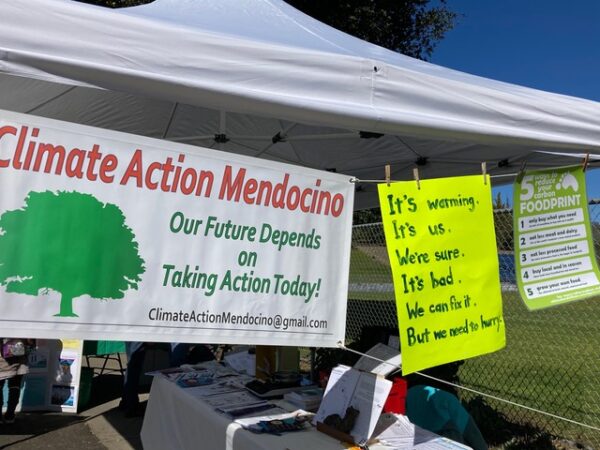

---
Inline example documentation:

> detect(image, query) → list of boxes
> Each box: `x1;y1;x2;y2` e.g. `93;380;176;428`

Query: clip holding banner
385;164;391;186
481;162;487;185
582;153;590;172
515;161;527;183
413;168;420;190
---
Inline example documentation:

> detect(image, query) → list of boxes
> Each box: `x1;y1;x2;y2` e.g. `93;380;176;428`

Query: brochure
314;365;392;446
219;403;283;419
186;379;249;399
203;390;265;410
353;343;401;376
176;372;214;388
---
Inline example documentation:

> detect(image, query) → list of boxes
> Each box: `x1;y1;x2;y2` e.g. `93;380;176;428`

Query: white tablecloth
141;376;472;450
141;376;347;450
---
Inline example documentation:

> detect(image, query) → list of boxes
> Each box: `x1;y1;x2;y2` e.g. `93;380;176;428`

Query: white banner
0;110;354;347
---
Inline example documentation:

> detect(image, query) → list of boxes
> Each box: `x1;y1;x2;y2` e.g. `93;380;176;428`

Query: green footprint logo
555;173;579;192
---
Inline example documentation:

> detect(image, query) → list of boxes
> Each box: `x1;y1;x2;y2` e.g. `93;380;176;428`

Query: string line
336;342;600;432
350;172;518;184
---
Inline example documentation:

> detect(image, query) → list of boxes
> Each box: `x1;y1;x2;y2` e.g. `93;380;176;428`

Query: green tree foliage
493;192;510;210
285;0;457;61
353;207;382;225
0;191;145;317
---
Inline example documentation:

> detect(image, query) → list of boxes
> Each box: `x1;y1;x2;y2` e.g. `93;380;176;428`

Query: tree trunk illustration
55;293;78;317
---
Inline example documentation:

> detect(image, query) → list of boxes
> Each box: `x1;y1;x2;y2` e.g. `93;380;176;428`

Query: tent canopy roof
2;0;600;208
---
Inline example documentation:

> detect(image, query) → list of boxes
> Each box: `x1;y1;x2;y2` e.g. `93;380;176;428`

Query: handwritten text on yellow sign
378;175;505;374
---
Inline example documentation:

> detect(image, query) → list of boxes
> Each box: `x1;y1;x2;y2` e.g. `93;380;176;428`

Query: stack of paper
224;349;256;376
373;413;472;449
283;388;324;411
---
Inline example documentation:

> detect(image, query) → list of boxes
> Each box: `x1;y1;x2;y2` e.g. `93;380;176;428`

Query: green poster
513;166;600;310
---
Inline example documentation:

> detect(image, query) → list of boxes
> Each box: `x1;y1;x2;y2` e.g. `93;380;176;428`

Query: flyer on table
513;166;600;310
0;109;354;347
378;175;505;374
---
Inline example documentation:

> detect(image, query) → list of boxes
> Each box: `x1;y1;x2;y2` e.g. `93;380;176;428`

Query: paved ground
0;357;147;450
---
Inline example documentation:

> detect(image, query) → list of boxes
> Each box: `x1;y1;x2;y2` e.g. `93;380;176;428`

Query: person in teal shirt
406;385;487;450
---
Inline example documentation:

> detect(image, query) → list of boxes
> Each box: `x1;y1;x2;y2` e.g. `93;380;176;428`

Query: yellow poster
378;174;505;374
60;339;81;350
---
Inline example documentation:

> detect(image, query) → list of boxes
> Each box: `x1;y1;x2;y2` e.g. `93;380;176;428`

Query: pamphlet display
148;361;287;419
513;166;600;310
310;344;398;445
142;357;473;449
378;175;505;374
314;364;392;446
20;339;83;413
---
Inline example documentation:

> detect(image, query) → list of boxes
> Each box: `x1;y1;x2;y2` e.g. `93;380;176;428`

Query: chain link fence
346;205;600;449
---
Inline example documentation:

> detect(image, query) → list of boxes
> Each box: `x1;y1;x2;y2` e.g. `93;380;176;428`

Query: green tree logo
0;191;145;317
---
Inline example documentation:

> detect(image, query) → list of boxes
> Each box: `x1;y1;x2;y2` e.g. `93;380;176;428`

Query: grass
459;292;600;447
349;246;392;283
347;245;600;447
347;246;394;301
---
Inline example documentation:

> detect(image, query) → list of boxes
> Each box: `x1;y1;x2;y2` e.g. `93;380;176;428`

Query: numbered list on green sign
378;175;505;374
513;166;600;310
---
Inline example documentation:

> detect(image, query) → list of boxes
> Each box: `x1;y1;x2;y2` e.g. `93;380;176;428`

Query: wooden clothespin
385;164;391;186
413;167;420;190
582;153;590;172
481;162;487;185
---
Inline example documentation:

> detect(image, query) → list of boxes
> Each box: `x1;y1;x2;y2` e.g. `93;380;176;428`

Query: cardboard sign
0;110;353;347
513;166;600;309
379;175;505;374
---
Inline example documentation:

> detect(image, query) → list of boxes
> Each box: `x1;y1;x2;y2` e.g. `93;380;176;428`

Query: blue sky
429;0;600;205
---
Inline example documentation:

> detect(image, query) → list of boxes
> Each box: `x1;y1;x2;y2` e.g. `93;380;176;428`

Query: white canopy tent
2;0;600;209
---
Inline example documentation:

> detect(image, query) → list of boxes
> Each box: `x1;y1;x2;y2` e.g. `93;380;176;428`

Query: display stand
18;339;84;413
313;345;398;448
82;340;125;376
